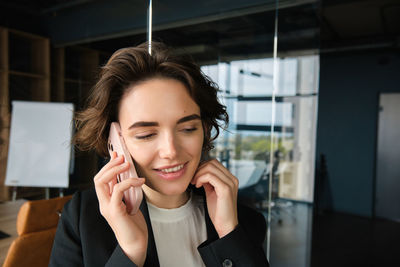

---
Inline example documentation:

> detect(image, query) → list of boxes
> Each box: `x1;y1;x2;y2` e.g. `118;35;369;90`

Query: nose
158;132;178;159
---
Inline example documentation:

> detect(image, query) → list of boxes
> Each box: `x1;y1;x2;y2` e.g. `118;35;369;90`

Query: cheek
184;133;204;157
126;143;154;171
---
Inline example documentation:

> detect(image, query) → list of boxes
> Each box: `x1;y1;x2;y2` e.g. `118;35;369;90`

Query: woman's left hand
191;159;239;238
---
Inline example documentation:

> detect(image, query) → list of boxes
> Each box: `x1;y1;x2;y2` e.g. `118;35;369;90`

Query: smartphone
108;122;143;215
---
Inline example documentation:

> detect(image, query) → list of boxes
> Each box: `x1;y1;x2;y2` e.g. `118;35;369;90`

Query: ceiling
0;0;399;62
321;0;400;50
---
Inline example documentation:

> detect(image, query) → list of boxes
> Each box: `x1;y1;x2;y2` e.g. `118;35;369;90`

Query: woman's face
118;78;204;197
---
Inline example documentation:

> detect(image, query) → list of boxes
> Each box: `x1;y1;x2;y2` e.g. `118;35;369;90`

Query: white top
147;192;207;267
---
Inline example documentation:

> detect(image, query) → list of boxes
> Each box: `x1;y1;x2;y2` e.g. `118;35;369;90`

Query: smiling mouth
156;163;186;174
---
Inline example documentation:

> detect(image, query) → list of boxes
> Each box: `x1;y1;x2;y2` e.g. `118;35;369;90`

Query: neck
142;185;190;209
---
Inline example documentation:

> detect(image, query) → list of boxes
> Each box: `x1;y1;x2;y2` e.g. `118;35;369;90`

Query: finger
195;159;231;179
95;179;112;204
95;161;129;201
212;160;238;188
202;183;214;196
196;159;211;171
96;154;124;178
110;178;145;207
109;177;118;194
193;165;231;187
193;164;235;189
96;161;130;184
94;154;125;181
207;160;238;186
194;173;232;197
207;159;234;178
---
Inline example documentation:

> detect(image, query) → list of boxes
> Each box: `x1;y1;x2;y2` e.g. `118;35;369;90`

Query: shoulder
64;187;98;214
62;187;104;228
53;189;120;265
62;187;115;243
76;187;98;203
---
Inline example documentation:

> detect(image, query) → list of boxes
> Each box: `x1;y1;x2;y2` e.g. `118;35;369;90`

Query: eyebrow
177;114;201;124
128;114;201;130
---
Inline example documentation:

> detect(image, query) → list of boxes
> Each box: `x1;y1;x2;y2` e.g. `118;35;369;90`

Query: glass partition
198;1;320;265
59;0;320;265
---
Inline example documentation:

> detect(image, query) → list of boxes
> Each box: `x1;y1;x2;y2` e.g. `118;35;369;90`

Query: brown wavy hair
74;42;228;157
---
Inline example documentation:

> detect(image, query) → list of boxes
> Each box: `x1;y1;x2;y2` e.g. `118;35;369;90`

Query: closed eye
135;133;156;140
182;127;198;133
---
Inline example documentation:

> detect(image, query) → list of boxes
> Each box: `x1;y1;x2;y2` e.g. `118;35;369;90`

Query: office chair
3;195;72;267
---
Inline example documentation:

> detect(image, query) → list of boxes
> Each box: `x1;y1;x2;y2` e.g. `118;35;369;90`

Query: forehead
118;78;200;122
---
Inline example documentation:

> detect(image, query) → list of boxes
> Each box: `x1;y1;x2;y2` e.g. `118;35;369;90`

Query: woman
50;42;269;267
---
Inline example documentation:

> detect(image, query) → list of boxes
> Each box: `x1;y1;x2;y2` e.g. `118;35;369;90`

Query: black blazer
49;188;269;267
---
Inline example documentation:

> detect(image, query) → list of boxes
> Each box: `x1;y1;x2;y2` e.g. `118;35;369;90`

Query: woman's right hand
94;152;148;267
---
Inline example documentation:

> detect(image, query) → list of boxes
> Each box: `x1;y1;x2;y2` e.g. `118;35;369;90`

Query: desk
0;200;26;265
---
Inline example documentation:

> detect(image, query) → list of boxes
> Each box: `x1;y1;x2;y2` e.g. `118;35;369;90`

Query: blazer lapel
204;201;219;242
140;198;160;267
194;187;219;242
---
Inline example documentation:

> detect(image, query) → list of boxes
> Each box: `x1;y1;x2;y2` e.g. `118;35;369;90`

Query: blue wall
40;0;281;46
316;49;400;217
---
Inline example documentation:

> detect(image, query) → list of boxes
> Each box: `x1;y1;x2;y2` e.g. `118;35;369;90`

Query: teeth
160;164;184;173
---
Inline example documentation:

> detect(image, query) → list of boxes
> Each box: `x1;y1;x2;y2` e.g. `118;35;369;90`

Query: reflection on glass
202;54;319;204
147;0;152;54
203;53;318;265
233;102;293;126
203;58;300;96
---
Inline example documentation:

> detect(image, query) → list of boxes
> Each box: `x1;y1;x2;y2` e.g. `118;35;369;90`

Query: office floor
1;200;399;266
263;202;400;267
311;211;400;267
266;201;313;267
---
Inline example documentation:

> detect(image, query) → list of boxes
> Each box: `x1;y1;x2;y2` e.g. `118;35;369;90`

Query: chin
160;186;189;196
146;179;191;196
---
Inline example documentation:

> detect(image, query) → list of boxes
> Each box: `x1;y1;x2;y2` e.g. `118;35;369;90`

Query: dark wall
316;49;400;217
0;7;42;35
40;0;281;46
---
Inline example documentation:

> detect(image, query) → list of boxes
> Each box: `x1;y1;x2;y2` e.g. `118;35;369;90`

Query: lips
154;163;185;172
154;162;188;180
159;164;184;173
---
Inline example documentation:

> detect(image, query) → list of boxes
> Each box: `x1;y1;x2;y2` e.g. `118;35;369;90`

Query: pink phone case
108;122;143;214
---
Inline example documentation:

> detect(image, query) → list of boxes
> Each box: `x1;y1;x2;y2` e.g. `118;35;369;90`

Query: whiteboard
5;101;74;188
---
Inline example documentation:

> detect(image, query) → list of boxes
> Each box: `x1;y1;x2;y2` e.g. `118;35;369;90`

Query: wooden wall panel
52;48;65;102
31;38;50;101
0;27;9;201
0;28;50;200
